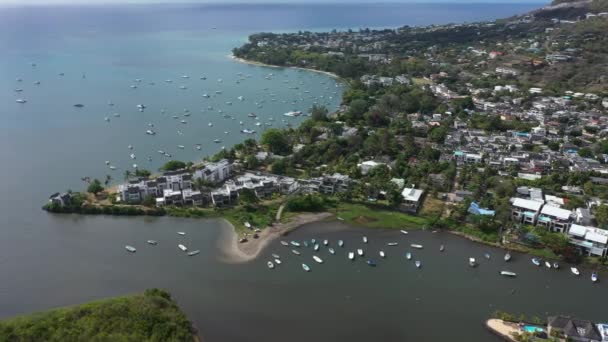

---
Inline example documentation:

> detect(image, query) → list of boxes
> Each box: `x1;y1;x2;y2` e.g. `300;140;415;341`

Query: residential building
537;205;572;232
511;198;543;225
548;316;602;342
567;224;608;257
401;187;424;212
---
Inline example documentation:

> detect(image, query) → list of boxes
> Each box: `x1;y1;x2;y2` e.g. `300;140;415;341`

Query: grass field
332;202;430;229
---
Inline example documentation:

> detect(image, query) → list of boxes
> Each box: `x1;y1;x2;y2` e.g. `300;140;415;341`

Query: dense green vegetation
161;160;187;172
0;289;195;342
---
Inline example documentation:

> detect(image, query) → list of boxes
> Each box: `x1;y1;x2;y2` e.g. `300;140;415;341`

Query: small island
0;289;198;341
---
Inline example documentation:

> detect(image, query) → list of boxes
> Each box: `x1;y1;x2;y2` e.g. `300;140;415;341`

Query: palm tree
123;170;131;181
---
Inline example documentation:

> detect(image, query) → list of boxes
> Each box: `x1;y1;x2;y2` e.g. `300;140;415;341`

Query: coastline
229;54;344;81
218;212;333;263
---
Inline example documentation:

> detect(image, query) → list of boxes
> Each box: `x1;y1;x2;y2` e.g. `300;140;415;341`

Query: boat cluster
124;231;200;256
531;257;598;282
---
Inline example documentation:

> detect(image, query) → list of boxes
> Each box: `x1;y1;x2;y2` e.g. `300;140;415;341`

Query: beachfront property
567;224;608;258
547;316;603;342
193;159;232;184
537;205;573;233
48;192;72;207
510;198;543;225
400;187;424;213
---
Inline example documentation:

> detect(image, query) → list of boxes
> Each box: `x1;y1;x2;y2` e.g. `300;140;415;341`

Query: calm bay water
3;3;601;342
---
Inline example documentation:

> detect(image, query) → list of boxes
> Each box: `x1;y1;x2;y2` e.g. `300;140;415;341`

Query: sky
0;0;549;5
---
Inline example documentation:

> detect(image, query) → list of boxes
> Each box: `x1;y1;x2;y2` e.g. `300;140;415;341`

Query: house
567;224;608;257
495;66;519;76
511;198;543;225
357;160;386;175
537;205;572;232
548;316;602;342
401;187;424;212
49;192;72;206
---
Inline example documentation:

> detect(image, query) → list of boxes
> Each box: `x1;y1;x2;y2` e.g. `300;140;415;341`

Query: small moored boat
367;260;377;267
387;242;398;246
553;262;559;269
357;249;364;256
400;230;409;235
280;241;289;247
469;258;477;267
379;251;385;258
302;263;310;272
323;239;329;246
500;271;517;277
440;245;445;252
338;240;344;247
571;267;580;276
415;260;422;268
532;258;541;266
591;272;598;283
146;240;157;245
290;241;301;247
188;250;200;256
406;252;412;260
545;261;552;268
292;250;301;256
267;261;274;269
504;253;511;262
272;254;280;259
313;244;319;251
125;245;136;253
411;244;423;249
484;253;490;260
348;252;355;260
328;248;335;255
362;236;368;244
313;255;323;264
274;259;281;265
177;232;186;236
178;244;187;252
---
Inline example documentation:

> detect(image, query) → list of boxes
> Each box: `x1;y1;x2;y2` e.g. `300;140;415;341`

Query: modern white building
401;187;424;212
537;205;572;233
511;198;543;225
567;224;608;257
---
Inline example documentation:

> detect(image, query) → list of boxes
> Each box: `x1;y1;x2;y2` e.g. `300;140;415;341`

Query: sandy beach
229;55;343;80
219;212;334;263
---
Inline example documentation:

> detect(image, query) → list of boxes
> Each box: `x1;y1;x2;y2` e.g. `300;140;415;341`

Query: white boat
177;232;186;236
178;244;188;252
267;261;274;269
328;248;335;255
146;130;155;135
592;272;598;282
280;241;289;246
411;244;423;249
500;271;517;277
357;249;364;256
469;257;477;267
313;255;323;264
571;267;580;276
400;230;409;235
125;245;136;253
241;129;256;134
379;251;386;258
274;259;281;265
213;139;221;143
545;261;552;268
440;245;445;252
15;99;27;104
177;145;185;149
532;258;541;266
338;240;344;247
146;240;157;245
188;250;200;256
130;153;136;159
302;263;310;272
313;244;319;251
348;252;355;260
406;252;412;260
362;236;368;243
415;260;422;268
323;239;328;246
504;253;511;262
272;253;280;259
292;250;301;256
290;241;301;247
387;242;398;246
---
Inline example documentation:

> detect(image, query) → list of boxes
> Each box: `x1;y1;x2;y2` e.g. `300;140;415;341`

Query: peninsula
46;0;608;267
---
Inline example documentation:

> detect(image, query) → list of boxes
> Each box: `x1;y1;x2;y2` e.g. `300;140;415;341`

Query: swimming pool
523;325;545;333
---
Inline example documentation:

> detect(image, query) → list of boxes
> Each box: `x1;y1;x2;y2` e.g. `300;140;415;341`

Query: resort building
567;224;608;258
193;159;232;184
510;198;543;225
537;205;573;233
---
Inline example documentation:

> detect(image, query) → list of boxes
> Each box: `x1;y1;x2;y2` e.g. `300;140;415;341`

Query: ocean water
3;3;594;342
